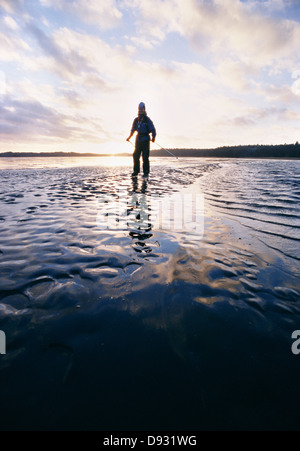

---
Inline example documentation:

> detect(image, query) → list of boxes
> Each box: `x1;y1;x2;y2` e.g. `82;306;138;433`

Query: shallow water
0;157;299;430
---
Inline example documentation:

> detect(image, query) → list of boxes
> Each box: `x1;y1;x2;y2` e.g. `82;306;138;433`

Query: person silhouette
127;102;156;177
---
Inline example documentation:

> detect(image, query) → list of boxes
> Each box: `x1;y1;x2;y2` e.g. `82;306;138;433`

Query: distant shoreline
1;143;300;159
0;152;113;158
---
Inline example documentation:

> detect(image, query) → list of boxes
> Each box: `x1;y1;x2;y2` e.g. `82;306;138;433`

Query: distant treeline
150;142;300;158
1;143;300;158
0;151;110;157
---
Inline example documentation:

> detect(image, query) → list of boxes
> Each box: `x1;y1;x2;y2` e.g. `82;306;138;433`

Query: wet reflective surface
0;157;299;430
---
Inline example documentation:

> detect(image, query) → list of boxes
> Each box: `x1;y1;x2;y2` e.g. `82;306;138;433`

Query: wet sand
0;157;299;430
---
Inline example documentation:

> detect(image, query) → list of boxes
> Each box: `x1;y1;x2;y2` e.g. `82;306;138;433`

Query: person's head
138;102;146;116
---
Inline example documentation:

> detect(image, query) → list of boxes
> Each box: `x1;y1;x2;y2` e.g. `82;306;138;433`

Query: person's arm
147;118;156;142
126;118;137;141
151;126;156;142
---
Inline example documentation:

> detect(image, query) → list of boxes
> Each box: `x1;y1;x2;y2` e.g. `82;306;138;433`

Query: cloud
0;95;108;143
21;24;121;97
0;31;30;62
31;25;179;91
0;12;30;61
126;0;300;69
25;25;127;85
122;0;180;41
40;0;122;29
0;97;70;140
26;23;92;77
215;59;256;92
3;15;19;30
125;35;160;50
0;0;24;14
228;106;300;129
259;83;299;104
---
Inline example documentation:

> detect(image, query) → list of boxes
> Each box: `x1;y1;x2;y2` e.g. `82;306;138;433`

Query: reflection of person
126;102;156;177
128;175;152;253
131;171;148;194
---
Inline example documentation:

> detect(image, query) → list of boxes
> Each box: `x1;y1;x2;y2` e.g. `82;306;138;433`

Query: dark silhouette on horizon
1;142;300;159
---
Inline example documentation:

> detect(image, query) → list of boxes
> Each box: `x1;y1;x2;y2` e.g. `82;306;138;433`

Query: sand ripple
0;158;300;430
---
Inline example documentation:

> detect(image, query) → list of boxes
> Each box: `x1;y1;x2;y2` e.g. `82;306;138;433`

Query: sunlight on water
0;157;300;431
0;155;133;170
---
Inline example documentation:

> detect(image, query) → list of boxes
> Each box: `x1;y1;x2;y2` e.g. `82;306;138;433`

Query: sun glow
68;140;131;156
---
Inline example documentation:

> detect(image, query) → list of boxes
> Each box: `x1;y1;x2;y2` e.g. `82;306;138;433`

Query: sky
1;0;300;154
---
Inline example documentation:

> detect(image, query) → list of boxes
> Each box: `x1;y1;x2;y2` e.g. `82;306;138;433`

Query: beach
0;156;300;431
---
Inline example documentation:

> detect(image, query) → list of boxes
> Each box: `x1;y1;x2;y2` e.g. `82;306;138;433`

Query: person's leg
142;141;150;175
133;142;142;174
